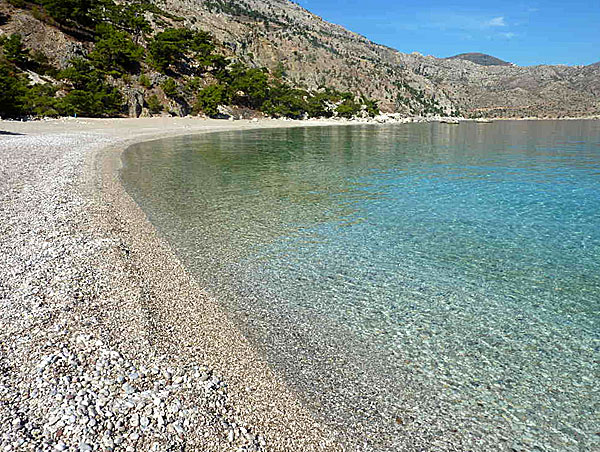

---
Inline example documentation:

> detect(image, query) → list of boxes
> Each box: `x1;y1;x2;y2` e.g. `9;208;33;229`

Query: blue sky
295;0;599;66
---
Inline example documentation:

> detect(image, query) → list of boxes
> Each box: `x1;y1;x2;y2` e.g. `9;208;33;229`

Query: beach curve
0;117;345;451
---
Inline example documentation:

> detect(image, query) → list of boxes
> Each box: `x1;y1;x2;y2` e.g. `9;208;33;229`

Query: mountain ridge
157;0;600;117
446;52;512;67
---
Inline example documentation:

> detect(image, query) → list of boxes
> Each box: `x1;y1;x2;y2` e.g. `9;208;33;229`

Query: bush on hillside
161;78;178;98
335;95;361;118
261;82;308;119
89;24;144;75
193;83;229;117
148;28;215;73
39;0;97;27
1;34;29;67
22;84;61;117
362;97;379;117
305;91;340;118
227;64;270;109
58;58;124;117
0;59;28;118
105;1;151;38
139;73;152;88
146;93;163;114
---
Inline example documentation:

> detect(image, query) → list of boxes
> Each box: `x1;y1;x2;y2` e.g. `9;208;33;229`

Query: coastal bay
0;117;344;451
1;118;599;452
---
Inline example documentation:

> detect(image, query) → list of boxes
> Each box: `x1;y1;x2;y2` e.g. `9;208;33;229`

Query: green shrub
261;82;308;119
29;49;57;76
89;24;144;75
40;0;97;27
336;98;361;118
161;78;178;98
58;58;124;117
139;73;151;88
305;92;335;118
146;94;162;114
362;97;379;117
193;84;228;117
22;84;61;117
208;54;229;81
148;28;215;73
8;0;25;7
31;6;45;21
0;59;28;118
2;34;29;67
186;76;203;92
105;2;151;37
228;64;270;109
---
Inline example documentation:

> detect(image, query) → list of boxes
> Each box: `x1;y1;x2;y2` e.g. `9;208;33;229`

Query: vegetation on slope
0;0;379;119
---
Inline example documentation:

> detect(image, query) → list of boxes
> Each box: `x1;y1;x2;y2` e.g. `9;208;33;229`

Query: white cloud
487;16;507;27
500;32;517;39
425;13;510;31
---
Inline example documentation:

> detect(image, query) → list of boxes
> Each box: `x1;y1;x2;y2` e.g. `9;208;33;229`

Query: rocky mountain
446;52;511;67
1;0;599;118
156;0;600;118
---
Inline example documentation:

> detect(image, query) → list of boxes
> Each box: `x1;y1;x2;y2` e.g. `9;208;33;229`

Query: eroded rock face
167;98;191;117
0;8;89;69
124;88;145;118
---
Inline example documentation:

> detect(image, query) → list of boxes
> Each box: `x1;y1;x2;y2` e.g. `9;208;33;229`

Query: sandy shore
0;117;347;451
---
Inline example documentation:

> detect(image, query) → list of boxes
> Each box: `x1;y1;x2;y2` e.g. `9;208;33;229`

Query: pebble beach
0;117;343;452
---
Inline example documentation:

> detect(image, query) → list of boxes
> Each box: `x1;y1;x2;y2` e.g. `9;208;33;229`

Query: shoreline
0;117;344;451
1;116;598;451
1;113;597;130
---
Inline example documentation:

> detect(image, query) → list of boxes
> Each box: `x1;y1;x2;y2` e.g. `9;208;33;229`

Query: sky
294;0;599;66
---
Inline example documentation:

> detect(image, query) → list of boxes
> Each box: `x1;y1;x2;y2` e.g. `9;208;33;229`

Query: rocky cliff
1;0;598;118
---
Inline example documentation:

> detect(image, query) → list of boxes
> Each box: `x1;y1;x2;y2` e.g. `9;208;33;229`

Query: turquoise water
122;121;600;451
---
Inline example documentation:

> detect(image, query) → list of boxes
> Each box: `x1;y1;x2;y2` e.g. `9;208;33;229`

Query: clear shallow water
122;121;600;451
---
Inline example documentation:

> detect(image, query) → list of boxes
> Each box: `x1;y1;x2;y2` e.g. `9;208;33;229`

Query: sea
121;120;600;451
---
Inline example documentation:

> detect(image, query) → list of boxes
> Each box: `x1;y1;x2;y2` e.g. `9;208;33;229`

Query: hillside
0;0;599;118
154;0;599;117
446;52;511;67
